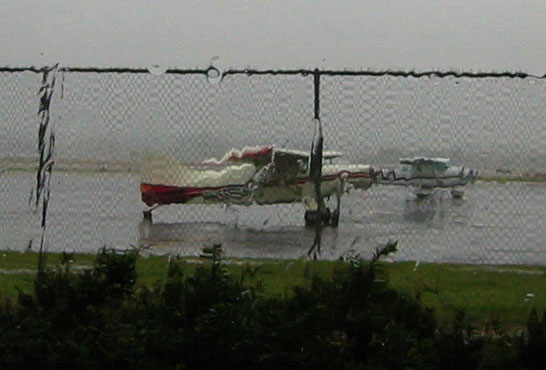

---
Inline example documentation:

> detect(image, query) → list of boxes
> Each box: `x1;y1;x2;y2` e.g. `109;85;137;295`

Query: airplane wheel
305;208;331;226
143;210;153;222
330;210;340;227
305;210;319;227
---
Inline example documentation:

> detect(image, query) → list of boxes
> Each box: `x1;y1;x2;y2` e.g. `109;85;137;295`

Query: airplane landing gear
330;194;341;227
142;204;162;223
304;194;342;227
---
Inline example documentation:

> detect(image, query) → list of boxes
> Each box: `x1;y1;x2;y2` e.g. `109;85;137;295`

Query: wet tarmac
1;171;546;265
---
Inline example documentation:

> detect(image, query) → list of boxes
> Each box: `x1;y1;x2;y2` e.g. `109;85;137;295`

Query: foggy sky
1;0;545;73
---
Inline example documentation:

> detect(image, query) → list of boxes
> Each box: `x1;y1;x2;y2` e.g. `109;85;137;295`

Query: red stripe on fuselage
141;183;248;206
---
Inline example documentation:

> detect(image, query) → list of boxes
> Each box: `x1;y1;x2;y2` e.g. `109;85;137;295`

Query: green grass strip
1;250;545;329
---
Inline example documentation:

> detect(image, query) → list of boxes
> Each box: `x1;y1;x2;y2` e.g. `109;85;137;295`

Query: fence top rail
1;65;545;79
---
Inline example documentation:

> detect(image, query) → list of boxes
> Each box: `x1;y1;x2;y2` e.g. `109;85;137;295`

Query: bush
0;245;536;369
519;308;546;370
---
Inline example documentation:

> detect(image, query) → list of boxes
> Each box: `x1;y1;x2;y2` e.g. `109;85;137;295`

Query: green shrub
520;308;546;370
0;244;538;369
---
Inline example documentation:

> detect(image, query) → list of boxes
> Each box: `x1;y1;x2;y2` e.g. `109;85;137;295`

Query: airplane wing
202;146;273;165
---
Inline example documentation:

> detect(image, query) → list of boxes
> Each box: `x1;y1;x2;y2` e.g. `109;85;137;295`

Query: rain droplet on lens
147;64;168;76
206;66;222;84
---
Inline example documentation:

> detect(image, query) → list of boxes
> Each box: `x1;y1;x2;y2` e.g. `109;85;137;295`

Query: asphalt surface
1;171;545;265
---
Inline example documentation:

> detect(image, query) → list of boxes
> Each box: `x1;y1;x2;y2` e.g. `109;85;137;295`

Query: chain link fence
1;67;545;265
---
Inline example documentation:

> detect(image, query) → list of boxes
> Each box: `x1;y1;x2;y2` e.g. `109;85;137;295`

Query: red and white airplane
140;145;374;226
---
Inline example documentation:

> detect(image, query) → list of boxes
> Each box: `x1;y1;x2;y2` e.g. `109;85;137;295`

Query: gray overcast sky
1;0;545;73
